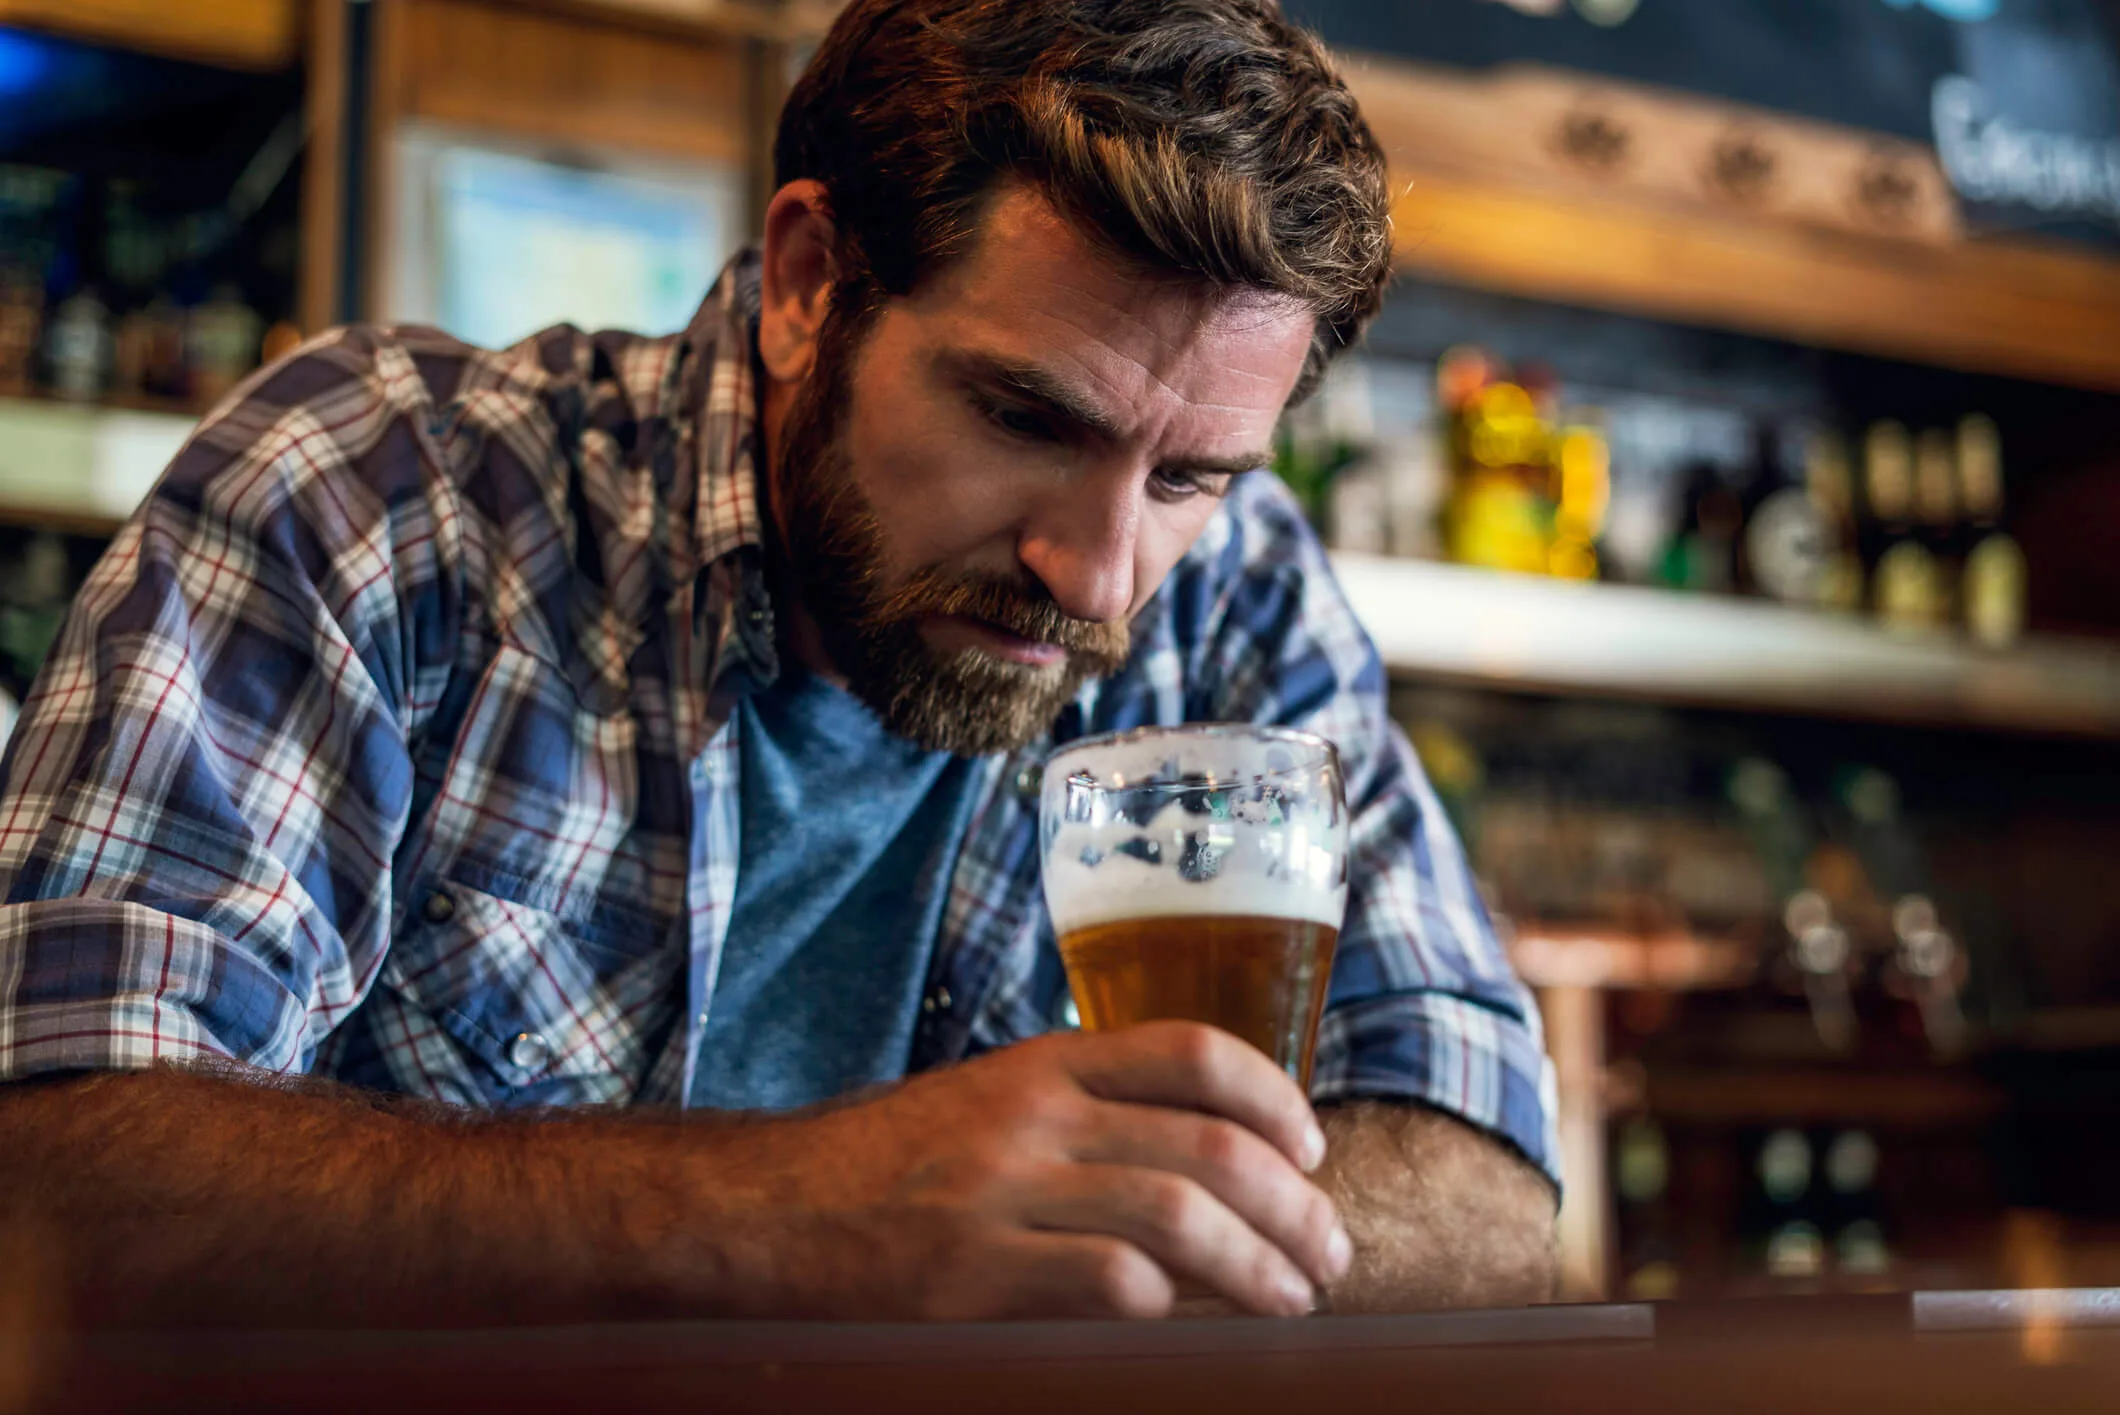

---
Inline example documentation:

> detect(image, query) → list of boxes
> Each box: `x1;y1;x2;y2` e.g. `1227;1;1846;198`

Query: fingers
1059;1021;1324;1173
997;1234;1177;1321
1021;1165;1315;1317
1073;1103;1349;1290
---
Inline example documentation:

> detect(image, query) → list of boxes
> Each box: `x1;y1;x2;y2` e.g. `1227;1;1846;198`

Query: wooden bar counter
17;1291;2120;1413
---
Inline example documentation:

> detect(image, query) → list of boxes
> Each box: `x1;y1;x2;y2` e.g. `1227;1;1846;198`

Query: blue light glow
1879;0;2001;20
0;29;56;99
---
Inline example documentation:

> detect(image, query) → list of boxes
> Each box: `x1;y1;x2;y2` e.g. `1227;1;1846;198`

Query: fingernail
1279;1269;1315;1315
1300;1122;1326;1172
1327;1223;1353;1278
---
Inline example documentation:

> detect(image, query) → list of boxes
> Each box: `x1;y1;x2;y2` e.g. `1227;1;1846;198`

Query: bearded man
0;0;1558;1324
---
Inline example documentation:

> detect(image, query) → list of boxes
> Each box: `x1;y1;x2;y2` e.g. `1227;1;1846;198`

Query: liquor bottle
0;267;38;395
1657;462;1742;594
186;283;264;406
1548;418;1610;580
1822;1129;1891;1284
44;283;113;401
1913;426;1962;623
1806;429;1865;612
1865;420;1942;630
1956;413;2027;648
1748;1128;1826;1285
1741;424;1830;606
260;320;305;367
1441;349;1557;575
1615;1116;1680;1301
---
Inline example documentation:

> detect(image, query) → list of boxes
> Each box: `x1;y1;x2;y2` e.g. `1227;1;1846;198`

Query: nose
1016;462;1140;625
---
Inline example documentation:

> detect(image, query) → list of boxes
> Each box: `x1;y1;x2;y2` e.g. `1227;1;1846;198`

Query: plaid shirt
0;253;1559;1184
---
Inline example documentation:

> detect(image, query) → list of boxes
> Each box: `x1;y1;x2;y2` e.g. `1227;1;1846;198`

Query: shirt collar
677;247;770;571
672;248;780;702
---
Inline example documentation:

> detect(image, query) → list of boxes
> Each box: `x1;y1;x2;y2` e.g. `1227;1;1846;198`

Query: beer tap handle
1787;890;1857;1053
1893;895;1967;1059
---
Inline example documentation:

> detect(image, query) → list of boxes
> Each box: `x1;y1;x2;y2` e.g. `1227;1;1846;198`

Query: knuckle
1087;1242;1172;1320
1190;1117;1248;1177
1164;1022;1226;1086
1138;1174;1204;1238
1009;1077;1083;1135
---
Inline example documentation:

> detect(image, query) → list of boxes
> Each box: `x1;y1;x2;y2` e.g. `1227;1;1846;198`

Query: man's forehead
901;185;1316;425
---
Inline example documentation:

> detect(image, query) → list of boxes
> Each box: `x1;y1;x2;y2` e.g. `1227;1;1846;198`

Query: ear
758;179;838;385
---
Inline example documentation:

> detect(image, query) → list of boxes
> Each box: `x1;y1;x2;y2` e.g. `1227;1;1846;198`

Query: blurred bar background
0;0;2117;1310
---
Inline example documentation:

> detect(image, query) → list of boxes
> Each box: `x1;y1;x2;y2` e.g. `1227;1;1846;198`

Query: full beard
769;315;1133;757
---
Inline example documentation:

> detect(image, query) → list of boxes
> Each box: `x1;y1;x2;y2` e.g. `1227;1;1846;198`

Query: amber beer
1040;723;1350;1088
1058;913;1339;1090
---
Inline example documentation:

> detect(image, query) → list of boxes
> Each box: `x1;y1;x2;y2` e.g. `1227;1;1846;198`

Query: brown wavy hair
774;0;1394;400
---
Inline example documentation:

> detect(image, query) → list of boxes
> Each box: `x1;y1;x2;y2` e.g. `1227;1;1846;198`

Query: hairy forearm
0;1064;757;1328
1316;1102;1559;1313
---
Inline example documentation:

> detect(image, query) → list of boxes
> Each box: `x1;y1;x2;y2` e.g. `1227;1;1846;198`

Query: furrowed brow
944;349;1272;476
945;351;1125;441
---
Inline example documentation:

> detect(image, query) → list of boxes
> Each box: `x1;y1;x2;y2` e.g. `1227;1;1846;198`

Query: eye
1149;468;1235;503
976;396;1056;442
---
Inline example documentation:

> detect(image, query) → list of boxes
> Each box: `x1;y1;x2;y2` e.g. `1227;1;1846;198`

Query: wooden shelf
1332;552;2120;739
1384;169;2120;395
1641;1066;2008;1129
1511;927;1756;992
0;395;194;538
1346;56;2120;393
0;0;302;70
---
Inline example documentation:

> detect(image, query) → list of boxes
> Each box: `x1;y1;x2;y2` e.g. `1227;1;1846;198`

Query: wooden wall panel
297;0;347;334
0;0;301;68
380;0;749;164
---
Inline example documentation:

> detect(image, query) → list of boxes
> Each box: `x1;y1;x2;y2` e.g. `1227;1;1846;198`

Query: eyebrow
941;350;1275;478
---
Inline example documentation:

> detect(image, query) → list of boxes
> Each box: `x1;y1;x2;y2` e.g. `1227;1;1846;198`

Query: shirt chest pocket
386;641;684;1105
388;863;678;1104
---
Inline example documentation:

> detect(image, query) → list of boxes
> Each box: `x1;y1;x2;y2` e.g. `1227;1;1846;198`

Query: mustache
873;569;1132;669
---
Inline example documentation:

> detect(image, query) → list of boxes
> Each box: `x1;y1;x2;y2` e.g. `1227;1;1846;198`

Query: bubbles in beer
1040;725;1348;938
1178;830;1227;882
1114;837;1163;865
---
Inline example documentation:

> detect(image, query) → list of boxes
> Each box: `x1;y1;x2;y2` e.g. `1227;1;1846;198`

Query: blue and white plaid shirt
0;253;1559;1184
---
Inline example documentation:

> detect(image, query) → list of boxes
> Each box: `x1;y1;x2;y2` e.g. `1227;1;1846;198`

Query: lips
931;613;1069;667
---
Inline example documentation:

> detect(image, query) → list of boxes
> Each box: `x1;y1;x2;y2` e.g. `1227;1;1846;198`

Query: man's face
766;185;1316;755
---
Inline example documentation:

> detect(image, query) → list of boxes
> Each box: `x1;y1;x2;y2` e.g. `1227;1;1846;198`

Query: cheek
841;374;1021;572
1130;499;1223;616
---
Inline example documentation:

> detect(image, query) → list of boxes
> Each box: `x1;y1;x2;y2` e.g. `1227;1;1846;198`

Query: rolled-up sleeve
0;334;457;1081
1201;475;1561;1188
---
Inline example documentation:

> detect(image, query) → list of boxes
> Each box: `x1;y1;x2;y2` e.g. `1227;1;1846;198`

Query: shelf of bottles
0;144;299;533
1294;346;2120;738
1409;679;2120;1300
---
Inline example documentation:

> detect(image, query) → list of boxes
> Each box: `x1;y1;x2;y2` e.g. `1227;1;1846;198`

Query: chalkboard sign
1287;0;2120;251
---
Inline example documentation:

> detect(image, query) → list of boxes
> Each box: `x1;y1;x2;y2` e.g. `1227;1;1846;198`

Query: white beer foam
1044;826;1346;935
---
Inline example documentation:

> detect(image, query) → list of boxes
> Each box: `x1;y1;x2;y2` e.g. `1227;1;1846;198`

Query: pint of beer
1039;725;1349;1089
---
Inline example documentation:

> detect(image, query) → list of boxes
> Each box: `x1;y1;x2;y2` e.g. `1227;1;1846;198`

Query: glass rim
1042;722;1341;792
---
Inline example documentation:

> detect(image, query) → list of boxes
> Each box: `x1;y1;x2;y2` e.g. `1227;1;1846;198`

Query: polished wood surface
0;0;302;69
19;1295;2120;1414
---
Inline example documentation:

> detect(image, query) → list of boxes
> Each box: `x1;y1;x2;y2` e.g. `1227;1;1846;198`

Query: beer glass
1039;724;1349;1090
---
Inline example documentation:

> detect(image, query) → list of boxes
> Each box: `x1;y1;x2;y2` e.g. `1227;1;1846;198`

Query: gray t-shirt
687;667;980;1111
